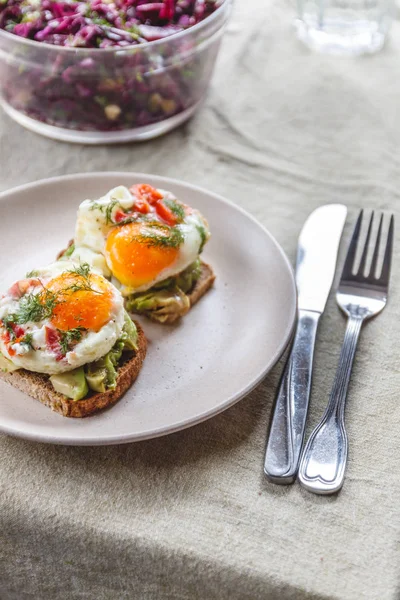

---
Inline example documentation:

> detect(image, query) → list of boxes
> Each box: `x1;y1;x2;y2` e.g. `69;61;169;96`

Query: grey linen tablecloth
1;1;400;598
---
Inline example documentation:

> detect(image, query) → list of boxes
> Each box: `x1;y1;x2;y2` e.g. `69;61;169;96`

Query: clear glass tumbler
296;0;394;55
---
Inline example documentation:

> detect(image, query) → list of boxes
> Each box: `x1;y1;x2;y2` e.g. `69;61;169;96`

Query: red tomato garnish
134;198;151;214
1;327;9;343
154;200;177;226
130;183;163;205
1;329;15;356
114;209;130;223
11;324;25;338
45;326;64;361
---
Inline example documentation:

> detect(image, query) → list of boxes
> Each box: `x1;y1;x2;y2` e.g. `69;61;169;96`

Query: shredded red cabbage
0;0;220;47
0;0;227;135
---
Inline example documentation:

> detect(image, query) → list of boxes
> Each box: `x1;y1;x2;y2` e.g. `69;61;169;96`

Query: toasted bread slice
0;322;147;418
187;261;215;308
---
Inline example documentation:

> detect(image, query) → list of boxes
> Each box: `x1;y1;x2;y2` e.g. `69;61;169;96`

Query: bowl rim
0;0;232;54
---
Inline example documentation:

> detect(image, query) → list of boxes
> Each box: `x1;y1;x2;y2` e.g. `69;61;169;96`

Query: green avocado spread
126;259;202;324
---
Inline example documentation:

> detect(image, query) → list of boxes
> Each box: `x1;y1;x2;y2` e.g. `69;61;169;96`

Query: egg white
0;261;125;375
74;186;134;253
71;185;210;295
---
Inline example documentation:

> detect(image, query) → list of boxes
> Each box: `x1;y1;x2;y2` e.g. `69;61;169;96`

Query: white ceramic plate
0;173;296;445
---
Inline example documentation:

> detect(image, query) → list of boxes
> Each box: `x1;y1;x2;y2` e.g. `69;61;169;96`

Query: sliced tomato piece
11;324;25;338
154;200;178;226
45;326;64;361
114;209;130;223
1;330;15;356
130;183;163;205
134;198;151;214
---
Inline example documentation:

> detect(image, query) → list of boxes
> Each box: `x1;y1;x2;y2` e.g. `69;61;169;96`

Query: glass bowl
0;0;231;144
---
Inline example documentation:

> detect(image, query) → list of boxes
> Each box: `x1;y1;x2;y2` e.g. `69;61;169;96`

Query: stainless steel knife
264;204;347;484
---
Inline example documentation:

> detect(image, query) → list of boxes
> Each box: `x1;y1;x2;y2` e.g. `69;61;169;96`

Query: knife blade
264;204;347;484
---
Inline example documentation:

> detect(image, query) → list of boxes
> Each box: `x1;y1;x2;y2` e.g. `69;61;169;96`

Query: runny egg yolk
45;272;113;332
105;222;179;289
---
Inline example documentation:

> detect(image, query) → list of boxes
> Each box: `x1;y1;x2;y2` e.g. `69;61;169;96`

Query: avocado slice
120;312;138;351
0;352;19;372
126;287;190;323
85;352;118;393
85;367;108;393
50;367;89;401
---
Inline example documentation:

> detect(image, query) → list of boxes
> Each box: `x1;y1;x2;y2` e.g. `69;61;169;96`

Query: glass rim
0;0;232;54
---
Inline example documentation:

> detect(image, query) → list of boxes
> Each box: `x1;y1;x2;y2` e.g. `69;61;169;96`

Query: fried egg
70;184;210;296
0;261;125;375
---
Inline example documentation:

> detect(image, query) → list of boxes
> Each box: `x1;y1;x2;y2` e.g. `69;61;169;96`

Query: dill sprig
10;289;58;325
136;223;184;249
165;199;185;223
89;198;121;224
67;263;91;279
196;224;207;253
89;201;102;212
20;332;34;350
105;199;120;224
58;327;87;355
65;263;103;295
26;269;39;278
64;281;99;294
2;288;58;343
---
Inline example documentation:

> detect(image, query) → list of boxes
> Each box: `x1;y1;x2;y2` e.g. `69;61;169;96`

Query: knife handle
264;309;320;484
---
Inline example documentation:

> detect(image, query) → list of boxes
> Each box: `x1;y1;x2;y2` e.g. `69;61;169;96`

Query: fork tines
341;210;394;288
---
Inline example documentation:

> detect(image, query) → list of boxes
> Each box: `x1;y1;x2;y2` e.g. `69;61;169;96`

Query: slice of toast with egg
59;183;216;324
0;322;147;417
0;262;147;418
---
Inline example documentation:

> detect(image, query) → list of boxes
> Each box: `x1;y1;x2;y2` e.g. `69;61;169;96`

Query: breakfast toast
0;321;147;418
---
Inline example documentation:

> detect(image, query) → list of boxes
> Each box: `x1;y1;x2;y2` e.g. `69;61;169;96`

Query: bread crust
187;261;215;308
0;322;147;418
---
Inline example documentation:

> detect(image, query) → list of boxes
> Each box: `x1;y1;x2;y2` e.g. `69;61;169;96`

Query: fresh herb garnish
90;199;121;224
136;223;184;249
164;199;185;222
58;327;87;355
1;317;15;336
196;225;207;253
68;263;91;280
9;289;58;325
20;332;34;350
65;263;103;295
105;199;120;224
26;269;39;277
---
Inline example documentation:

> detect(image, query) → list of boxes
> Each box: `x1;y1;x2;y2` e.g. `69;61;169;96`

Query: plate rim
0;172;297;445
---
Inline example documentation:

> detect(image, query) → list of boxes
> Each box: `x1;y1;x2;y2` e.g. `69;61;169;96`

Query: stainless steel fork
298;211;394;494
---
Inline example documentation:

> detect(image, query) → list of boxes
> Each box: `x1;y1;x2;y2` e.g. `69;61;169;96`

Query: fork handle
264;309;320;484
298;314;364;494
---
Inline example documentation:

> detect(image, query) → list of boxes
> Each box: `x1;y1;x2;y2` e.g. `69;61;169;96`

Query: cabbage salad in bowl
0;0;231;142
